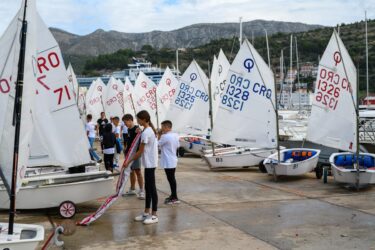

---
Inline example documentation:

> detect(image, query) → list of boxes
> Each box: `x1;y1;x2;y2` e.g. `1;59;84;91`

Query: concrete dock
2;155;375;249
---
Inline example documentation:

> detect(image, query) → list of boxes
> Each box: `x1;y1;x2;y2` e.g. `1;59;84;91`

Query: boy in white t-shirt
86;114;102;163
113;116;122;170
158;120;180;204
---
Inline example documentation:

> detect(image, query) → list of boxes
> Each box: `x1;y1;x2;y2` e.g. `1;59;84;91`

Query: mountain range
51;20;323;57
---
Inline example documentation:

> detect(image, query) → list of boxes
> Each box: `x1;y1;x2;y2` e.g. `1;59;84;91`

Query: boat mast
154;89;160;130
289;35;293;109
207;59;216;155
265;29;271;68
239;17;243;45
295;36;301;113
9;0;28;235
365;11;369;101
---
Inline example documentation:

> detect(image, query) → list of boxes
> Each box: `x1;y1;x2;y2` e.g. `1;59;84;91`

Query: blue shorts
131;158;141;170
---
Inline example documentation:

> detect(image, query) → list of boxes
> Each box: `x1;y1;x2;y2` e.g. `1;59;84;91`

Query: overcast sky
0;0;374;35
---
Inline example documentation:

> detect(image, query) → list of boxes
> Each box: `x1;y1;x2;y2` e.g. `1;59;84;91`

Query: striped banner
78;132;142;226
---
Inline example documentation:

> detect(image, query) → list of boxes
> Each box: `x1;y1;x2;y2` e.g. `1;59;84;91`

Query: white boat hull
0;223;44;250
179;136;214;156
330;153;375;185
204;148;278;169
264;148;321;176
0;172;113;209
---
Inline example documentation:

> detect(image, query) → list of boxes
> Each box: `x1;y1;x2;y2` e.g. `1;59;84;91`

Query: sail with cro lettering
157;67;179;124
307;31;357;152
165;60;210;135
211;40;277;148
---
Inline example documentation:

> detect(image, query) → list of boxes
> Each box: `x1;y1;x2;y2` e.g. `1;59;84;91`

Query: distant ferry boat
77;58;179;88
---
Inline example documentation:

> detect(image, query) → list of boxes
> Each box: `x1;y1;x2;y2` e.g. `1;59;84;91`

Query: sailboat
166;60;214;156
0;0;113;218
307;30;375;187
0;1;44;248
104;76;124;118
123;77;136;117
133;72;158;124
85;77;107;122
156;66;179;124
207;41;281;169
67;63;79;103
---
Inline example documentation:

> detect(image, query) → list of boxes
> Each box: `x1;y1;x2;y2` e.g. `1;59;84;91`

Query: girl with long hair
123;110;159;224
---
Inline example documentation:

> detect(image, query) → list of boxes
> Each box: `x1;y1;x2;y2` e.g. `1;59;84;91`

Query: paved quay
2;154;375;250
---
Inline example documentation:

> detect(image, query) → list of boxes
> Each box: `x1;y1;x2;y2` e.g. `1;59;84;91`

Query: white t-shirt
103;148;115;154
121;121;128;134
141;127;158;168
85;121;96;138
114;125;121;135
159;132;179;169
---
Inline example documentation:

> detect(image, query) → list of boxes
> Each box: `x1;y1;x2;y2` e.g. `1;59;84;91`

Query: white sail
307;31;357;152
165;60;210;135
86;78;106;122
211;50;230;121
211;40;277;148
104;77;124;118
0;0;37;191
123;77;136;117
77;87;87;117
157;67;179;123
28;12;91;168
67;63;79;102
133;72;158;124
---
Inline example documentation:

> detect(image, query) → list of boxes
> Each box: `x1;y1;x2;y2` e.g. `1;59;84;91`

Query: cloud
0;0;374;35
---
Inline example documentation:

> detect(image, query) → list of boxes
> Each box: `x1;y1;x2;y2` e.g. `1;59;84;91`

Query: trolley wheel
59;201;76;219
178;147;185;157
315;165;323;179
258;160;267;173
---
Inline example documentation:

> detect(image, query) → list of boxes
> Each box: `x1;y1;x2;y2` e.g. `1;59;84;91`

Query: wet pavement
1;153;375;249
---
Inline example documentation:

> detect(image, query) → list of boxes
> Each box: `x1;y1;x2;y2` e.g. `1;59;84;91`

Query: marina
0;0;375;249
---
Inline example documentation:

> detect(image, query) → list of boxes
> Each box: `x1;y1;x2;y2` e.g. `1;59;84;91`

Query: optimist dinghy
306;30;375;188
0;1;44;248
0;1;113;218
263;148;320;176
330;153;375;185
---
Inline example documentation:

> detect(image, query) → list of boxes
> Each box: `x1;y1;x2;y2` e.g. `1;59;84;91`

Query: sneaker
123;189;137;196
138;191;145;200
167;198;181;205
134;213;149;222
164;196;172;204
143;215;158;225
97;159;103;164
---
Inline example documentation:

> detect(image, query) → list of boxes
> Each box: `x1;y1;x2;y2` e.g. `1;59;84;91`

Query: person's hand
122;160;129;169
136;127;141;133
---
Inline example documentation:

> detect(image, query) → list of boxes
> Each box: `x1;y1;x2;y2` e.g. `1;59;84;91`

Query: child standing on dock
158;120;180;204
86;114;102;163
113;116;122;170
123;110;159;225
123;114;145;199
102;123;116;172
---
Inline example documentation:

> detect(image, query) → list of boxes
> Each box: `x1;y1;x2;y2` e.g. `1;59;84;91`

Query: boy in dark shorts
123;114;144;199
